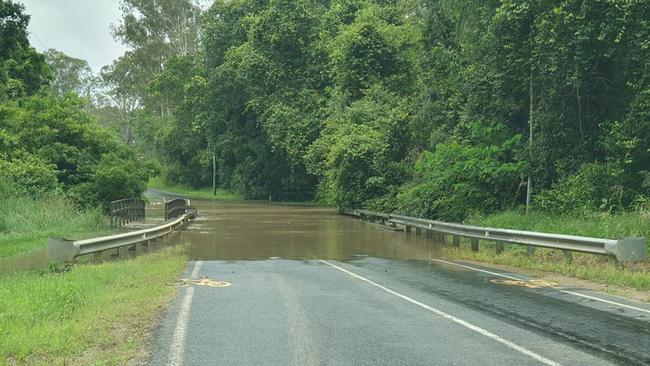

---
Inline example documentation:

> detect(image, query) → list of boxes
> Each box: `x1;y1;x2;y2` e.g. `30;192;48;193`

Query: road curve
148;258;650;366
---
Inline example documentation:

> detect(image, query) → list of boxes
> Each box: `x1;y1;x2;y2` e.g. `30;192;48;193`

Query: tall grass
461;208;650;292
0;185;108;258
468;209;650;241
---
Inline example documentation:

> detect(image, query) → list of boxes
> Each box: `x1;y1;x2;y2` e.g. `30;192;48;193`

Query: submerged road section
148;201;650;366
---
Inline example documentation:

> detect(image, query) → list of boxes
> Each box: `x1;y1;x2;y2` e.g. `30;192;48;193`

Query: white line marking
169;287;194;366
430;259;650;315
169;261;202;366
558;290;650;315
430;258;524;281
190;260;202;278
320;260;562;366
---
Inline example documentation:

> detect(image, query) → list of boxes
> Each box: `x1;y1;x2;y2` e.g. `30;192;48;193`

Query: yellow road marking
489;279;556;289
178;278;232;288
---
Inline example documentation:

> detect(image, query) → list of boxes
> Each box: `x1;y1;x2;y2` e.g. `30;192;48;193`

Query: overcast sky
19;0;128;73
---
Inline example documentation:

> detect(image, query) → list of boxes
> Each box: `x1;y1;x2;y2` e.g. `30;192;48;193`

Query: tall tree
43;49;98;99
109;0;202;106
0;0;49;99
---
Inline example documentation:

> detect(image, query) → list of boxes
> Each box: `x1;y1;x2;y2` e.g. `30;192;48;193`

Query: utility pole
526;28;536;256
526;62;533;215
212;147;217;196
526;26;534;216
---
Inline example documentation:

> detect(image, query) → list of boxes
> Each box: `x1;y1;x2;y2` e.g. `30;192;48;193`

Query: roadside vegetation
471;209;650;245
0;3;152;258
0;246;187;365
0;180;109;258
148;177;241;201
443;244;650;293
460;209;650;293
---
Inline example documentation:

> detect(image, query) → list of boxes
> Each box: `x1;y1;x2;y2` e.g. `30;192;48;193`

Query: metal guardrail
341;209;647;262
48;207;197;262
109;198;145;226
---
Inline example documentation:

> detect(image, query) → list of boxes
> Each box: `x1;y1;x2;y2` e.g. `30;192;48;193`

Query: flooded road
149;199;650;366
175;200;441;261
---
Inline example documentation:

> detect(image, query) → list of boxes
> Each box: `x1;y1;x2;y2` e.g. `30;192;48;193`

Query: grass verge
148;177;241;200
468;209;650;243
448;209;650;293
0;246;188;365
442;244;650;294
0;193;109;258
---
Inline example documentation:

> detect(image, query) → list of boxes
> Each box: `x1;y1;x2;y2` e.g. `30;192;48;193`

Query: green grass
454;209;650;292
0;246;188;365
0;193;109;258
442;244;650;291
148;177;241;200
468;209;650;241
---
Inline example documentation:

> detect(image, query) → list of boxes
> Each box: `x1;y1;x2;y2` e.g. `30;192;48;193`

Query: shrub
0;154;59;195
536;162;637;212
71;153;149;208
397;123;527;221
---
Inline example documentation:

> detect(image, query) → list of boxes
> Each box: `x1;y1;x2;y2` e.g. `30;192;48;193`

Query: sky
19;0;129;73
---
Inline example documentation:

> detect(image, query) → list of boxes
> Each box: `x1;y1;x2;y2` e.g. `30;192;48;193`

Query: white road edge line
430;258;523;281
430;258;650;315
169;260;202;366
320;260;562;366
558;290;650;315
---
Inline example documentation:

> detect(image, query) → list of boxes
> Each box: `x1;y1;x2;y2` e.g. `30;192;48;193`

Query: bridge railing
341;208;647;262
109;198;145;226
49;206;197;262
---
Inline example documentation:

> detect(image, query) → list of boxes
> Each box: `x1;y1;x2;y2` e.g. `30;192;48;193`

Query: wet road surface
148;200;650;365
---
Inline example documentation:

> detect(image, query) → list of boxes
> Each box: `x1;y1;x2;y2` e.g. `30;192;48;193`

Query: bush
0;154;59;195
536;162;638;212
71;153;149;208
397;123;527;221
0;93;150;207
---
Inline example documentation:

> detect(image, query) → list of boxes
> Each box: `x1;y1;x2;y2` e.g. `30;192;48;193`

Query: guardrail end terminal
48;237;78;262
615;237;647;262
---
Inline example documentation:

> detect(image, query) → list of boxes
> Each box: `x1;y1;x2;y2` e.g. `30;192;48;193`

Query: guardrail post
452;235;460;247
439;234;447;244
495;242;504;255
405;225;412;233
562;250;573;262
471;238;479;252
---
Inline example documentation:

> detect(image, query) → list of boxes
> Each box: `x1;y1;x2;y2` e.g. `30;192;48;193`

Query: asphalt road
148;257;650;366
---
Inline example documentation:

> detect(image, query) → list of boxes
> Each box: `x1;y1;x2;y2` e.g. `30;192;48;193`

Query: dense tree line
120;0;650;220
7;0;649;221
0;0;150;207
126;0;647;220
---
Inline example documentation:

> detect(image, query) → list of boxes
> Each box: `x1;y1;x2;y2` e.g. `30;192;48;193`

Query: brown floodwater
0;199;443;276
176;200;442;261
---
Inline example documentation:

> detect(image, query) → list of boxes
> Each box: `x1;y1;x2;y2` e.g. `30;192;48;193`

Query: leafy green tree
0;93;149;205
398;124;527;221
0;0;49;100
43;49;96;99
